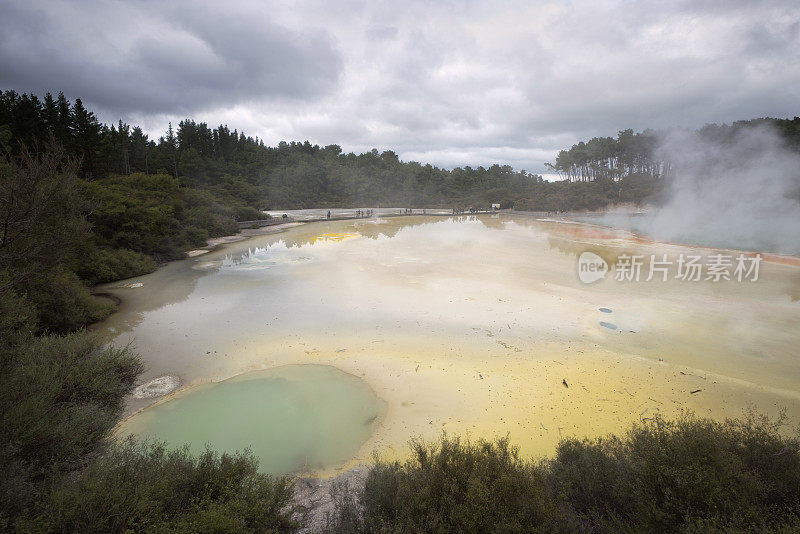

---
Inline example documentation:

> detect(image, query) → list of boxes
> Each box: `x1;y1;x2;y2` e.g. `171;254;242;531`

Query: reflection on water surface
100;214;800;474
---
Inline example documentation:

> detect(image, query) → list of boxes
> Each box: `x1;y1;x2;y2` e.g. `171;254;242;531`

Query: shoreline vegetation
321;412;800;533
2;88;800;531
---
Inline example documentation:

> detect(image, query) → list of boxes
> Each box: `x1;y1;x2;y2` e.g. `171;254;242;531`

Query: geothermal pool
102;214;800;475
117;365;385;474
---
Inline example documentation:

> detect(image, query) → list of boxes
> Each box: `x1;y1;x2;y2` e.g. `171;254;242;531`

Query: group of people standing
323;208;435;220
324;209;373;219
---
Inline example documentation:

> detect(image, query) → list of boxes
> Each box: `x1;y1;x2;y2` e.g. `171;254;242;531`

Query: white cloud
2;0;798;172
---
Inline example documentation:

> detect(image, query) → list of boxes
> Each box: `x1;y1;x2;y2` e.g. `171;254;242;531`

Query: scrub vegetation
0;138;296;531
326;413;800;533
31;442;296;533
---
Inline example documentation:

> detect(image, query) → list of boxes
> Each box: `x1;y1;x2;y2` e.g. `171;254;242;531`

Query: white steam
606;124;800;254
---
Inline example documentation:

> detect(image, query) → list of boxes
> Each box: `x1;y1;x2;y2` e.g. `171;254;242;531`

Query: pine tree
71;98;102;178
55;92;73;148
42;92;58;136
165;122;178;179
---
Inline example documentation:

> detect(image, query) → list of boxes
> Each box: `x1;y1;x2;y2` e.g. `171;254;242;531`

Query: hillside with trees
0;89;547;211
2;88;799;290
546;118;800;182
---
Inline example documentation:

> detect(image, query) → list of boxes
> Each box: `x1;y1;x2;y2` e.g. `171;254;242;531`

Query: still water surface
117;365;385;474
102;215;800;474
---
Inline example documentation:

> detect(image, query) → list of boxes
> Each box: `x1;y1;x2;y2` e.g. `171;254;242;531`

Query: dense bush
84;173;240;262
76;247;158;285
549;412;800;532
513;174;668;213
326;436;561;533
328;413;800;533
0;143;115;333
23;267;115;333
364;437;554;533
0;332;142;525
0;276;38;353
31;441;297;533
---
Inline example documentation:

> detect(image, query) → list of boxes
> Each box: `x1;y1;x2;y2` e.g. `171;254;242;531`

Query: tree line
0;89;547;209
547;117;800;182
3;88;799;288
0;88;655;286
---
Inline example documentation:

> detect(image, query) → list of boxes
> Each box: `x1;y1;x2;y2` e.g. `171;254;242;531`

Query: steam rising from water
606;125;800;254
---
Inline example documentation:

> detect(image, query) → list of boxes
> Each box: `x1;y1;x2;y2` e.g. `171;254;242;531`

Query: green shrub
76;247;158;285
235;206;271;221
330;436;558;533
330;413;800;533
0;332;142;523
31;440;297;533
0;274;38;353
85;173;241;263
24;267;115;333
549;412;800;532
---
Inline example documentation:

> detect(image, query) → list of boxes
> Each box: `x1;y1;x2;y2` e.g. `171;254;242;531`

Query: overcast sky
1;0;799;172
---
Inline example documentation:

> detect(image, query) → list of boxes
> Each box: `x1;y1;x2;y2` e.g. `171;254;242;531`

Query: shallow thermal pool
101;214;800;475
117;365;386;474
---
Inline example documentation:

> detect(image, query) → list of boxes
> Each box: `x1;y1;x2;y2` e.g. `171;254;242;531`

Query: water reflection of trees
91;261;211;336
97;214;636;336
274;216;480;246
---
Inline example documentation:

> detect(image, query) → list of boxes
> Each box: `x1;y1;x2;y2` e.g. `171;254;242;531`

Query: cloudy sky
1;0;799;172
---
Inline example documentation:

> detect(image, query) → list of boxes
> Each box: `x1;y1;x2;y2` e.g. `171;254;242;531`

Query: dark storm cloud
1;0;799;171
0;1;342;114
